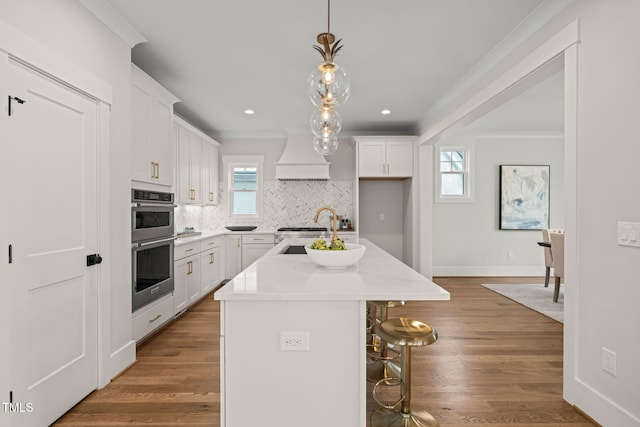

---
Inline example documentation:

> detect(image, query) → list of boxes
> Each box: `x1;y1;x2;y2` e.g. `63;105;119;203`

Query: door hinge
8;95;26;116
9;390;13;403
8;244;12;264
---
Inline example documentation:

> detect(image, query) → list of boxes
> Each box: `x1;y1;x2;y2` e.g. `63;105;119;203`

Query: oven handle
133;203;178;208
134;236;177;248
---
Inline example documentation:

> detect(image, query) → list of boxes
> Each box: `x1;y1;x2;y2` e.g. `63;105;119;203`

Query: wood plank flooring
54;277;596;426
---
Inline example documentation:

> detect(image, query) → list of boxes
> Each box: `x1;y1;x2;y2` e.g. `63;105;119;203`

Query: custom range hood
274;134;331;181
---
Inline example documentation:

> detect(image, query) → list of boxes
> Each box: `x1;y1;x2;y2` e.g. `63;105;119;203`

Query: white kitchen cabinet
202;140;220;205
225;235;243;279
201;236;224;294
175;117;202;204
356;138;414;178
175;115;221;205
174;241;201;314
132;293;174;342
131;64;179;187
241;233;275;270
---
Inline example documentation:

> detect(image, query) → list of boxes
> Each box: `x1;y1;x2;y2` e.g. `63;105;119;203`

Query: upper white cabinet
202;141;220;205
175;115;220;205
355;137;414;178
131;64;179;187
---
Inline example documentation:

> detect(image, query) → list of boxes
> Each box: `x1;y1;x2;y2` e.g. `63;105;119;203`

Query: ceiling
94;0;564;140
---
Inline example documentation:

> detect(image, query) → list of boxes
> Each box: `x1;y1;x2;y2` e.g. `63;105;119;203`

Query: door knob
87;254;103;266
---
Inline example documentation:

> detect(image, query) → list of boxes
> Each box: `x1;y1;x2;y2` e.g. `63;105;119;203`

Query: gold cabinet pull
156;162;160;179
209;192;214;201
190;189;196;200
185;248;193;252
149;314;162;323
187;260;193;275
151;162;159;179
209;252;215;264
237;239;240;248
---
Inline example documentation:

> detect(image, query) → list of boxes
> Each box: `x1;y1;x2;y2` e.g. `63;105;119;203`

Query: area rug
481;283;564;323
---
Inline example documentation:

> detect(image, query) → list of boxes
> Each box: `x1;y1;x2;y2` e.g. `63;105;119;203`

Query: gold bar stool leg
366;301;405;383
371;318;439;427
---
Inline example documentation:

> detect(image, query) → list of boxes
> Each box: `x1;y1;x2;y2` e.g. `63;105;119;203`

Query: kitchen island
214;238;449;427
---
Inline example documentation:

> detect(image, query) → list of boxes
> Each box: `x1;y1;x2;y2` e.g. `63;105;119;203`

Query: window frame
434;143;475;203
223;155;264;221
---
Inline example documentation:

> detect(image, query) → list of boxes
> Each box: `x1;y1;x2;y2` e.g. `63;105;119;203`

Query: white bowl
304;243;366;269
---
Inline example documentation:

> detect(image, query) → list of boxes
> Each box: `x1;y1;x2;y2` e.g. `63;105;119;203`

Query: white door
5;59;99;427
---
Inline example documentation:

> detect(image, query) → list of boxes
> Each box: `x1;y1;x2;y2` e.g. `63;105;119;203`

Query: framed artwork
499;165;550;230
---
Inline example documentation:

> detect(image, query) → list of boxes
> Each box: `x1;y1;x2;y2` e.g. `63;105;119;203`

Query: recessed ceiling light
244;109;255;115
381;109;391;115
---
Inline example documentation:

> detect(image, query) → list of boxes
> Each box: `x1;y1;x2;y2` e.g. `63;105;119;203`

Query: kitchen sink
280;245;307;254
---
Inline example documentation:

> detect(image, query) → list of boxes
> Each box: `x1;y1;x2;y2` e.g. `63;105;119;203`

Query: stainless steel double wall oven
131;189;175;312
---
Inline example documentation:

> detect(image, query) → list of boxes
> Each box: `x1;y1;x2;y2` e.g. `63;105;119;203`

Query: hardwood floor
54;277;596;426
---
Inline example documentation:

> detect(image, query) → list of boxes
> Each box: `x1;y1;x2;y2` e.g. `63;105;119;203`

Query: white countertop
214;238;450;302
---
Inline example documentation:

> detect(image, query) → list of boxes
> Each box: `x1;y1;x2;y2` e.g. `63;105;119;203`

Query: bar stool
371;318;439;427
366;300;405;382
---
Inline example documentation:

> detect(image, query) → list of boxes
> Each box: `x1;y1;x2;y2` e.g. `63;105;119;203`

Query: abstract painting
499;165;550;230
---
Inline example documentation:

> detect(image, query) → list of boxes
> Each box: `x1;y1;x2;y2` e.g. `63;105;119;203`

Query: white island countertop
214;238;450;302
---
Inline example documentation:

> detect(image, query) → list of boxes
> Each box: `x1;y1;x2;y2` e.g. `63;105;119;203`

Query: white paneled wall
176;180;353;231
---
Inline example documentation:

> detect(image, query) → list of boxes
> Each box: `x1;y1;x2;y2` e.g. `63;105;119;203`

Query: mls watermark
2;402;34;413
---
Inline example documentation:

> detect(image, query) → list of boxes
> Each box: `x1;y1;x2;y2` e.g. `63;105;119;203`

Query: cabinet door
151;98;174;186
386;141;413;177
176;126;202;204
188;134;202;203
131;82;154;183
242;244;272;270
174;257;190;314
201;245;222;294
176;126;192;203
225;235;242;279
358;141;386;177
202;142;219;205
186;255;202;306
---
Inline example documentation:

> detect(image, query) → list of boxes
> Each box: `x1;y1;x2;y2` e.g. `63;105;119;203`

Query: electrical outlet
280;332;309;351
379;213;385;221
602;347;617;376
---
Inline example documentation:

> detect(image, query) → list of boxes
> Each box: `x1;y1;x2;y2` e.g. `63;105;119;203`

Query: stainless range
274;227;328;244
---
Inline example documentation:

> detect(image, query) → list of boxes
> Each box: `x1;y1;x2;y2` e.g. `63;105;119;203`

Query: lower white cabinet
201;236;224;294
132;293;174;342
225;235;242;279
241;233;275;270
174;235;225;316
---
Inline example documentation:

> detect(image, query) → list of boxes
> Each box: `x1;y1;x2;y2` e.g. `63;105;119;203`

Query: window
435;144;474;202
223;156;264;219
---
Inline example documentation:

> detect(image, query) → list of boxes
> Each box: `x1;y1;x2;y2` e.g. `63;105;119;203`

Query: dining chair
549;231;565;302
541;229;553;287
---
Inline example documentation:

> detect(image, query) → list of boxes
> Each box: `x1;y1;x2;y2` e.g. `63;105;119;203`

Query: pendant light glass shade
306;62;351;108
313;134;339;155
310;107;342;139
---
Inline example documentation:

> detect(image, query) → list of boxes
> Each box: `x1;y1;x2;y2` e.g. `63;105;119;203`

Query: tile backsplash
176;180;353;231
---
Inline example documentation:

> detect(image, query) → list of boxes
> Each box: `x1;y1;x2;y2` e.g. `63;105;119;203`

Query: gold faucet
314;205;339;243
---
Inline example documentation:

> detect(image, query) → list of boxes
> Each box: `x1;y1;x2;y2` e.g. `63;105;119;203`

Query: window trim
223;155;264;221
434;143;475;203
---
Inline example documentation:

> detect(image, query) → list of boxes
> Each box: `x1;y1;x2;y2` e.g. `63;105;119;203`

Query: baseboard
432;265;544;277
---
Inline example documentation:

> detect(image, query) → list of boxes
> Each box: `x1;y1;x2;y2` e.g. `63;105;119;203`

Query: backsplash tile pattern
176;180;353;232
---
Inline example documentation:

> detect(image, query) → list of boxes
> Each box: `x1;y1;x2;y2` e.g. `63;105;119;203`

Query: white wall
0;0;135;385
421;1;640;425
359;181;405;260
432;137;564;276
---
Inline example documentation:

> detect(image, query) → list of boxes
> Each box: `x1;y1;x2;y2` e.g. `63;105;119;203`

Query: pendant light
308;0;350;155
